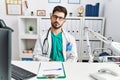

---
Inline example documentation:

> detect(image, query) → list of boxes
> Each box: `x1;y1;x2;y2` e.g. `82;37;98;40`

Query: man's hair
52;5;67;18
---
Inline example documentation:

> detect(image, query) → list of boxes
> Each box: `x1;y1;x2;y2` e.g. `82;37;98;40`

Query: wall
104;0;120;42
0;0;19;60
0;0;106;60
24;0;105;17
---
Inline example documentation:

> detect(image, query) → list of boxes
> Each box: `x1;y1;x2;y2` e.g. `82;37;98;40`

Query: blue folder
85;3;99;17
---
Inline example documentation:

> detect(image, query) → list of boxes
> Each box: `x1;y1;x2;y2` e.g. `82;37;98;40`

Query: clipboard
37;62;66;79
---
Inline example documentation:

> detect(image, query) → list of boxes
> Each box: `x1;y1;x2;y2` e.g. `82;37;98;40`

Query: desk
12;61;120;80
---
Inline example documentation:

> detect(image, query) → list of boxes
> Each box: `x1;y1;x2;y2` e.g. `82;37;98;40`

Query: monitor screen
0;28;11;80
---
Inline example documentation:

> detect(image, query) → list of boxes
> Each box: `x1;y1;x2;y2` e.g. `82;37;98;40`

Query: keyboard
11;64;36;80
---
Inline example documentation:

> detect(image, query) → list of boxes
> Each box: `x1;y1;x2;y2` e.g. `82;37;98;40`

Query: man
33;5;78;62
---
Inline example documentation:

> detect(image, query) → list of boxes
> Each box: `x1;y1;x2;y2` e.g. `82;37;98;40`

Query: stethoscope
42;28;72;56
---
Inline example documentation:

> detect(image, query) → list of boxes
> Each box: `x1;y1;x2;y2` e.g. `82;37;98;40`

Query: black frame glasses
52;15;65;21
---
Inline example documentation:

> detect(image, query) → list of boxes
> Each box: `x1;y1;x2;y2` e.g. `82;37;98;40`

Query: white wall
104;0;120;42
24;0;105;17
0;0;111;60
0;0;19;60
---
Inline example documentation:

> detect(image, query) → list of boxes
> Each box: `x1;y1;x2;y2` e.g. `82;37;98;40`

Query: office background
0;0;120;60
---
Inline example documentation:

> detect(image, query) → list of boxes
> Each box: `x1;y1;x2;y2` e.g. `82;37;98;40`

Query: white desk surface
12;61;120;80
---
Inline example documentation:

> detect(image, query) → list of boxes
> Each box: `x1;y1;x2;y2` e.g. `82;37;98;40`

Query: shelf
18;16;105;61
82;38;102;41
20;53;33;58
84;17;105;20
20;53;33;61
20;34;38;39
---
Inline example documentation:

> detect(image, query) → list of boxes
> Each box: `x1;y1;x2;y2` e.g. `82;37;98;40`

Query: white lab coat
33;29;78;62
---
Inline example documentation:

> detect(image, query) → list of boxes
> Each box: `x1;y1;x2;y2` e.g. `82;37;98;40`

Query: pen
44;68;62;71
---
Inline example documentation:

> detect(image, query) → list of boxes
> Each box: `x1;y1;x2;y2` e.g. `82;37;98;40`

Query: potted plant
28;25;34;34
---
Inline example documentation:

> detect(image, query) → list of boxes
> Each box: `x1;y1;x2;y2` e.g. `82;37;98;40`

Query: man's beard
51;22;62;29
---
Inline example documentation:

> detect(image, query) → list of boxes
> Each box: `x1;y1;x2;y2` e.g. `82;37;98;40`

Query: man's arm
66;36;78;62
33;35;50;61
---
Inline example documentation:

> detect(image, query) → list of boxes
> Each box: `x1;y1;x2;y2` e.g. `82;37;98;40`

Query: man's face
50;11;66;29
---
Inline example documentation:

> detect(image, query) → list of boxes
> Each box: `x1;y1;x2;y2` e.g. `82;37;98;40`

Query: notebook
37;62;66;79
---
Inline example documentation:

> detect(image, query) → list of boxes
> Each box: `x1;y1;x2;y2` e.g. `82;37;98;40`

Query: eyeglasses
52;15;65;21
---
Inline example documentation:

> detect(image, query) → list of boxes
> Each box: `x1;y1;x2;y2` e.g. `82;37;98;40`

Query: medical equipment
89;68;119;80
84;27;120;63
89;73;106;80
93;48;113;62
42;28;71;56
98;68;118;76
42;28;51;56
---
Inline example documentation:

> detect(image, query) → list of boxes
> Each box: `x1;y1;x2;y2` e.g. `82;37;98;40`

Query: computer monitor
0;19;13;32
0;28;12;80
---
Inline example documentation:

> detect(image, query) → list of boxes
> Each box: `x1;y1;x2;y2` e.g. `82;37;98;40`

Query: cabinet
18;16;38;61
18;16;105;61
81;17;105;61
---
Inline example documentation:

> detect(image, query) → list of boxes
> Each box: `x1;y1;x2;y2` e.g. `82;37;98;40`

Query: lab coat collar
48;30;51;57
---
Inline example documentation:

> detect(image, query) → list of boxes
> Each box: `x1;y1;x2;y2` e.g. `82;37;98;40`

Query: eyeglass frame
52;15;65;21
